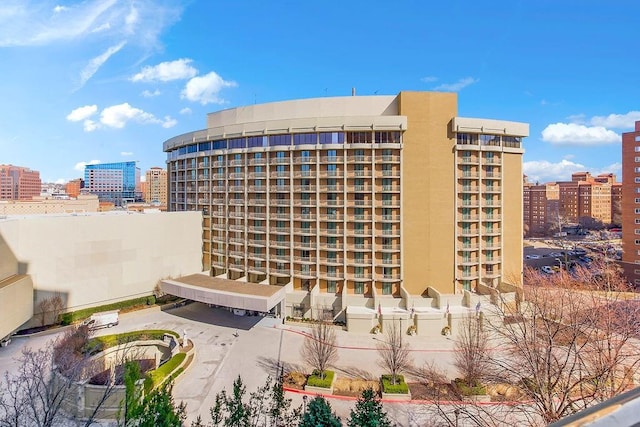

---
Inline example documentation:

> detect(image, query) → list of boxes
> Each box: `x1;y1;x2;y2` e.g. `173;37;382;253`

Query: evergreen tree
133;382;186;427
347;388;392;427
226;376;250;427
299;396;341;427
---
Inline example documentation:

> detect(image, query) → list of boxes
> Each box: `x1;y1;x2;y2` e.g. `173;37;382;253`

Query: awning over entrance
160;274;287;312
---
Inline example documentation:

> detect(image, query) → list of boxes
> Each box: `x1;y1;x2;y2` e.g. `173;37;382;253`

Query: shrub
381;374;409;394
146;295;156;305
60;313;73;326
145;352;187;393
454;378;487;396
62;295;157;324
307;370;335;388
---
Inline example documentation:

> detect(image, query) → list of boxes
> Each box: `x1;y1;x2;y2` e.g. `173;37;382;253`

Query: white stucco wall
0;211;202;312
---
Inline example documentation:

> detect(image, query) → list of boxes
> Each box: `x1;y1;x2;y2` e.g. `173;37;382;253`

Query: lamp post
302;395;308;414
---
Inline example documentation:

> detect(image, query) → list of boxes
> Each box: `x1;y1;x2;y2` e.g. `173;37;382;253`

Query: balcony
270;185;290;192
322;242;344;250
380;258;400;266
294;156;316;164
380;229;400;237
320;213;342;220
319;185;342;192
270;171;289;178
459;257;479;266
322;228;342;236
230;250;245;258
379;214;400;222
248;265;267;274
350;228;372;236
484;157;501;165
459;228;478;236
229;224;245;232
270;268;291;276
293;241;316;249
294;256;316;263
321;270;343;279
458;171;480;179
294;185;316;192
458;244;479;251
229;173;244;179
294;213;316;220
323;200;344;206
319;257;343;265
249;172;267;179
249;226;267;233
228;263;244;271
270;157;290;165
483;257;501;264
459;157;479;164
248;158;267;166
294;227;316;235
229;159;244;166
212;222;226;230
458;214;479;222
294;269;316;278
247;212;266;219
484;172;502;179
483;215;501;221
483;186;501;193
375;155;400;163
294;170;316;178
353;243;372;250
380;170;400;177
483;228;501;236
229;211;244;218
348;199;372;207
249;185;266;192
380;244;399;251
347;155;372;163
459;200;479;207
272;199;290;206
229;199;245;206
459;186;479;193
458;271;478;280
381;185;400;192
270;254;290;263
229;237;245;245
483;200;501;208
380;200;400;207
270;212;290;219
271;227;290;234
348;170;372;178
352;214;372;221
320;156;343;163
294;199;317;207
212;160;225;167
319;170;341;178
353;272;372;280
248;239;266;247
248;199;267;206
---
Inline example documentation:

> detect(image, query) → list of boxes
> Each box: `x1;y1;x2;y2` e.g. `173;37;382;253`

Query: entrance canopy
160;274;286;312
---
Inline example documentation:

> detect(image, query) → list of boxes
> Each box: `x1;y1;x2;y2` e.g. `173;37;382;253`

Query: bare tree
454;314;490;387
0;325;138;427
36;298;53;327
377;320;412;385
483;264;640;424
301;321;338;380
49;294;65;325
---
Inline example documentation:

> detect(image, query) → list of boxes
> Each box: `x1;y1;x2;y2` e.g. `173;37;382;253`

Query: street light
302;395;308;414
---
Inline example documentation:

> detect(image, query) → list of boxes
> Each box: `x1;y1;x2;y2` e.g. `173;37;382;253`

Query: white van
82;310;119;330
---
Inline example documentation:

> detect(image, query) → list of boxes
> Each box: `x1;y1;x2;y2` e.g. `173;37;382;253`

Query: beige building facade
144;167;168;205
163;92;528;327
0;194;100;216
0;211;202;333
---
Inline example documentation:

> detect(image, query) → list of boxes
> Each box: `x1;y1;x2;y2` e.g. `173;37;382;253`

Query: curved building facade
163;91;528;321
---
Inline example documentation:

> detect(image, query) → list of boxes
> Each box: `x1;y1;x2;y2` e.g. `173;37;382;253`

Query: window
635;146;640;152
354;282;364;294
354;252;364;263
382;283;392;295
327;281;336;293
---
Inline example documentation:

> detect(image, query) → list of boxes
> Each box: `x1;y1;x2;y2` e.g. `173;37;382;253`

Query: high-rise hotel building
622;121;640;286
163;91;528;317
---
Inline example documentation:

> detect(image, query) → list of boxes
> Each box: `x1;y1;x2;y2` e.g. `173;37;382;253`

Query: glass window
248;136;267;148
319;132;345;144
198;141;211;151
269;134;291;146
354;282;364;294
212;140;226;150
228;138;245;149
382;283;392;295
294;133;316;145
327;281;336;293
347;132;372;144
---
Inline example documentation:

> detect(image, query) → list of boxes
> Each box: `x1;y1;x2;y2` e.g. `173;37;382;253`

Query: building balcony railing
320;213;342;220
247;212;266;219
380;259;400;266
352;214;372;221
212;161;225;167
270;212;290;219
294;213;316;220
293;157;316;164
348;171;373;178
483;244;501;250
294;227;316;235
319;257;343;265
348;185;371;192
248;158;267;165
352;272;373;279
248;239;266;247
229;159;244;166
229;224;244;232
270;171;289;178
294;171;316;178
483;257;501;264
294;256;316;263
459;186;479;193
458;272;478;280
229;237;245;245
459;258;479;266
230;251;245;258
483;186;501;193
319;185;343;192
294;200;317;207
375;155;400;163
270;158;290;165
483;201;501;207
320;271;343;279
229;199;244;206
380;170;400;177
248;266;267;274
484;157;501;165
347;155;372;163
248;172;267;179
483;215;501;221
271;199;290;206
483;228;501;235
323;228;342;236
380;244;399;251
270;268;291;276
381;185;400;192
249;185;266;192
484;173;502;179
271;227;290;234
270;185;290;192
293;241;316;249
379;215;400;222
459;229;478;236
320;156;343;163
349;229;372;236
353;243;372;250
323;242;344;250
458;215;479;221
458;172;480;178
212;223;226;230
294;269;316;278
318;170;342;178
348;200;372;207
459;244;480;251
248;199;267;205
249;226;266;233
323;200;344;206
459;200;479;207
380;200;400;207
294;185;316;192
459;157;479;164
380;229;400;236
228;263;244;271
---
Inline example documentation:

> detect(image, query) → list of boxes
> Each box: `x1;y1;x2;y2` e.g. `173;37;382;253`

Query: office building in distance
162;91;528;326
0;165;41;201
144;167;168;205
83;161;141;206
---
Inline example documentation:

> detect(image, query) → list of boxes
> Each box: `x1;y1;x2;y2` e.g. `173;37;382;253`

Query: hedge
381;374;409;394
307;370;335;388
83;330;179;355
59;295;157;325
454;378;487;396
144;352;187;393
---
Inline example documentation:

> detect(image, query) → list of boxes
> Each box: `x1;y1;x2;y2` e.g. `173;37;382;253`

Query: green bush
381;375;409;394
454;378;487;396
59;313;73;326
146;295;156;305
307;370;335;388
62;295;157;324
145;352;187;393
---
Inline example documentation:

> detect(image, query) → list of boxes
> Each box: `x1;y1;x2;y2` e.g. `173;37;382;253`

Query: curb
282;386;531;406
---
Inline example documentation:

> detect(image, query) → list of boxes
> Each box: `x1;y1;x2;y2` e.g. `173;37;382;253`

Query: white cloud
140;175;146;183
121;151;134;156
566;114;586;125
83;119;99;132
78;41;126;88
181;71;237;105
100;103;158;128
162;116;177;128
179;107;192;115
523;159;586;184
66;105;98;122
420;76;438;83
131;58;197;83
433;77;478;92
0;1;182;47
74;160;101;171
590;111;640;129
54;178;66;184
541;123;620;145
141;89;161;97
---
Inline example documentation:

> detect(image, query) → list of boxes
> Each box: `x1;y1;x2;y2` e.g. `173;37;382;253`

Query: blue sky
0;0;638;184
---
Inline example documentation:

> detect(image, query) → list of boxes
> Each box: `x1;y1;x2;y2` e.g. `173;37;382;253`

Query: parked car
525;254;541;259
541;266;555;274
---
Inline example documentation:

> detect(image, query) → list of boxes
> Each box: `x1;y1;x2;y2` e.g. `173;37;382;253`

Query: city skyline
0;1;637;183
